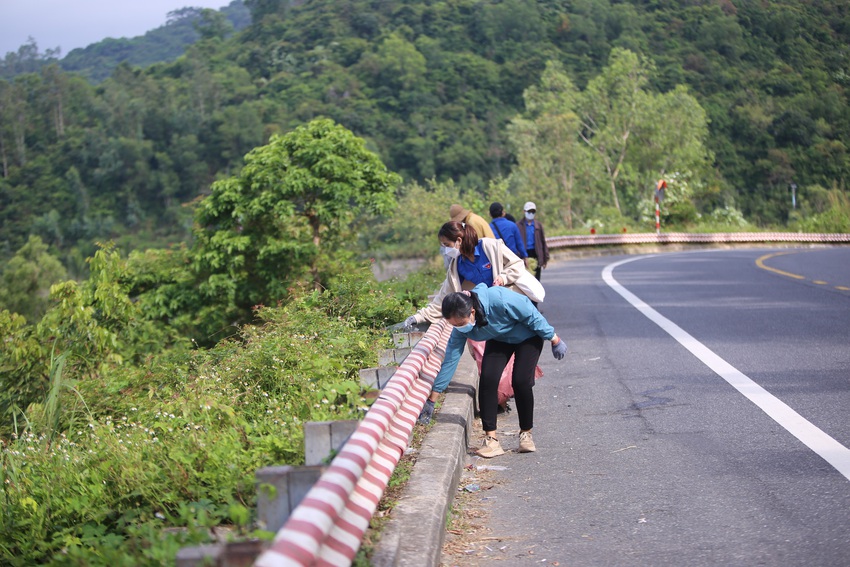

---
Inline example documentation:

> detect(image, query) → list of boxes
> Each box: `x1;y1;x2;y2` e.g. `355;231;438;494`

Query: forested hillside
1;0;849;273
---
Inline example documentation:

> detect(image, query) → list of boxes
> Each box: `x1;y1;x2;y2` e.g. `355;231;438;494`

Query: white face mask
442;246;460;259
525;212;535;220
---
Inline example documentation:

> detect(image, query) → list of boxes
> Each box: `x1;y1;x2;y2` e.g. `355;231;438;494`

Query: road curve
452;246;850;567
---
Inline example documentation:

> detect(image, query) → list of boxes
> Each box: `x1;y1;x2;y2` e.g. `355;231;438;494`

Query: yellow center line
756;251;850;292
755;252;806;280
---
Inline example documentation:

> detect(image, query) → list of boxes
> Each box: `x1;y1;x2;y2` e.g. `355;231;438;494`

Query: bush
795;190;850;232
663;199;700;226
707;206;750;228
583;206;640;233
0;268;413;565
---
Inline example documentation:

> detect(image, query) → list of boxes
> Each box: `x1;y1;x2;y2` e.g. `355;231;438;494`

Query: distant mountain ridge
0;1;249;82
61;1;250;82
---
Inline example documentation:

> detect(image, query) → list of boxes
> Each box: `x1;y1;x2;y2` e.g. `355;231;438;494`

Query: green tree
578;48;653;214
193;118;400;327
195;8;234;41
375;33;427;92
368;177;466;259
37;242;168;371
125;244;199;339
513;51;713;223
633;85;712;179
0;309;46;425
0;235;67;322
508;60;590;230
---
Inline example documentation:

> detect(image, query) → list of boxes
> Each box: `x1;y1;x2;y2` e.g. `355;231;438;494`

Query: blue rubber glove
552;339;567;360
404;316;418;330
418;399;435;425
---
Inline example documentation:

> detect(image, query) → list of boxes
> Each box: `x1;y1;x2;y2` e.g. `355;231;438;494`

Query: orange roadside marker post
654;180;667;235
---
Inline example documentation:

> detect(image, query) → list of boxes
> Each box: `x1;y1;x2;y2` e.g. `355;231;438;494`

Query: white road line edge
602;256;850;482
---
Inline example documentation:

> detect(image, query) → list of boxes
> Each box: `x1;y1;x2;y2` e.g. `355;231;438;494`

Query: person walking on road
427;285;567;457
517;201;549;281
489;202;527;261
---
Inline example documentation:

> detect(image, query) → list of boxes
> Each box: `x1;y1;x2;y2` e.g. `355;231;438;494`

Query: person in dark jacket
516;201;549;281
489;202;527;261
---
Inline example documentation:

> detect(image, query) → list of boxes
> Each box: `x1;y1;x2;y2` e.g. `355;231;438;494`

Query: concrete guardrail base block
304;420;360;466
255;465;324;534
175;540;267;567
378;347;412;366
392;331;425;348
176;544;223;567
359;366;396;389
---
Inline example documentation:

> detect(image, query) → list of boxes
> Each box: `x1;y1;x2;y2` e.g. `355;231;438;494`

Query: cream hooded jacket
413;237;527;324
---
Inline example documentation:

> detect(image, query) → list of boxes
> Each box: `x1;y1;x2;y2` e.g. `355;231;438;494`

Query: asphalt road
459;246;850;567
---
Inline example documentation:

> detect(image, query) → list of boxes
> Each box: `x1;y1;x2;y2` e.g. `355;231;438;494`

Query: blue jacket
431;283;555;392
490;217;527;258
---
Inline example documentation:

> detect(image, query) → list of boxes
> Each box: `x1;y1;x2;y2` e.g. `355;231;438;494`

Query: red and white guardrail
547;232;850;248
254;320;452;567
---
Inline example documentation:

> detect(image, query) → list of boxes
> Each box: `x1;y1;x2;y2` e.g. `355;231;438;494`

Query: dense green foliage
0;119;438;563
194;117;400;303
0;267;426;565
2;0;850;274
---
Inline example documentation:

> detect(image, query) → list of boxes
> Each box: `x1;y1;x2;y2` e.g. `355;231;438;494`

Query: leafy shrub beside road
0;267;429;565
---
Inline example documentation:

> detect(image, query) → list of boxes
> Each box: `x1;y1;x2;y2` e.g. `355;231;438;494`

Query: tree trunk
560;169;573;230
609;178;620;213
309;212;322;290
8;81;26;166
0;138;7;178
54;95;65;138
14;113;25;166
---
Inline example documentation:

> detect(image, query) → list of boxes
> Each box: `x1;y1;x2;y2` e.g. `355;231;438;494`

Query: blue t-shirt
457;241;493;286
524;221;535;252
490;217;527;258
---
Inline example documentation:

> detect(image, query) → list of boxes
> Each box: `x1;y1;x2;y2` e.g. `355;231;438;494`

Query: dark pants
526;249;542;281
479;336;543;432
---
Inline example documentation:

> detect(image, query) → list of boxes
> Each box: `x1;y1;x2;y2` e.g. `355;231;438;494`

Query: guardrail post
176;544;223;567
392;331;425;348
360;330;427;389
378;346;412;366
220;540;266;567
358;365;396;389
175;540;267;567
255;465;324;534
304;420;360;466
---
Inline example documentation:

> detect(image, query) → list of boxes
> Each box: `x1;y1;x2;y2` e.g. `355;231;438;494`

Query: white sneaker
475;436;505;458
518;431;536;453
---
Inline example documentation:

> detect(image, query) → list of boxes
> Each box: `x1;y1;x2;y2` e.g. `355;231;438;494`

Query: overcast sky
0;1;231;57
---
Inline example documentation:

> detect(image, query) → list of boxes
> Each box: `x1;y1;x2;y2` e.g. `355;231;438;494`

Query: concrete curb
370;350;479;567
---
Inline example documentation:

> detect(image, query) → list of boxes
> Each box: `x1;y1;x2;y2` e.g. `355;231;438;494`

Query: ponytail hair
441;291;488;328
438;221;479;258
